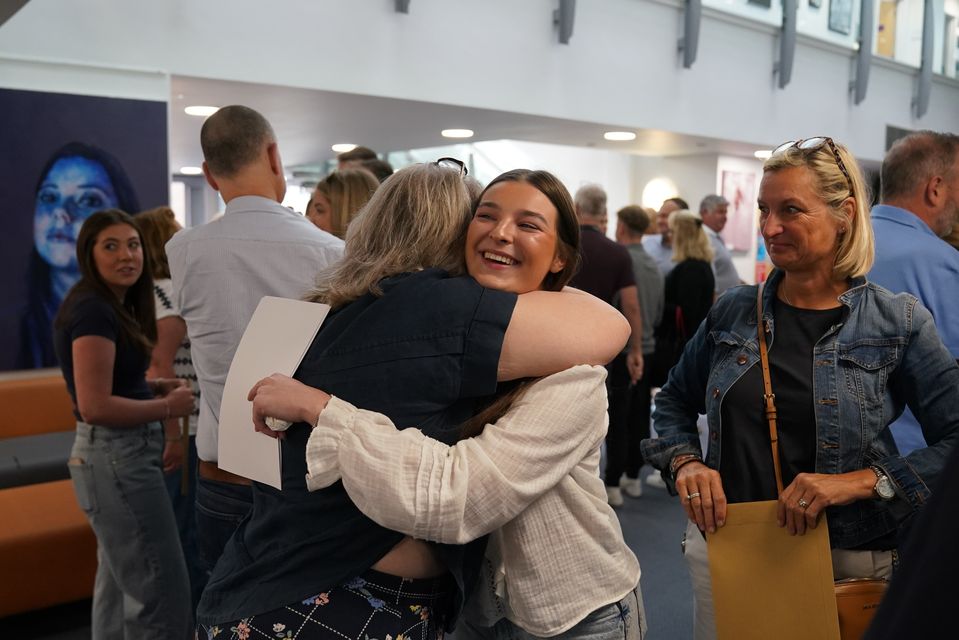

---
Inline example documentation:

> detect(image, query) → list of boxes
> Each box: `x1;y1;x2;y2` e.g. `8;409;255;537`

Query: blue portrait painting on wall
20;143;142;368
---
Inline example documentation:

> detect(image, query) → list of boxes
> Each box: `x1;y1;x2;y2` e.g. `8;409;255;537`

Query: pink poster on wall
721;170;757;252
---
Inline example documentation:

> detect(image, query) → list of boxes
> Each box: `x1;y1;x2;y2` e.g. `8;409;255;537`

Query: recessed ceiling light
331;143;358;153
184;105;219;117
754;150;772;159
179;166;203;175
441;129;474;139
604;131;637;141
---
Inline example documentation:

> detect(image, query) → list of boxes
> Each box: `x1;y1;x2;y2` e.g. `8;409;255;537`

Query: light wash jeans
68;421;191;639
452;589;645;640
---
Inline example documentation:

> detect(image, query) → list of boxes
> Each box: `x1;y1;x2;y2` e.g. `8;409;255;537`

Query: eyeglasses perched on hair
771;137;854;198
434;157;468;177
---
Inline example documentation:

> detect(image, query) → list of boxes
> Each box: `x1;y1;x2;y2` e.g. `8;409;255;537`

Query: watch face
876;475;895;500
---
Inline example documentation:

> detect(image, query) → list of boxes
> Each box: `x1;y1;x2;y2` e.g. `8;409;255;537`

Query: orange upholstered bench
0;479;97;617
0;372;96;617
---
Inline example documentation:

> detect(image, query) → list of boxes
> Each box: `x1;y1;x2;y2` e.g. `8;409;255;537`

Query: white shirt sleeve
305;365;609;544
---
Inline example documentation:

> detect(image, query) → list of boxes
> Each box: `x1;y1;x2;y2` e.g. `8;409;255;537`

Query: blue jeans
453;589;645;640
68;422;191;639
163;436;205;611
194;474;253;577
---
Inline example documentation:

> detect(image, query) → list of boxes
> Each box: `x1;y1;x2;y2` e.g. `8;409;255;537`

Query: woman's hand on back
248;374;331;438
675;461;728;534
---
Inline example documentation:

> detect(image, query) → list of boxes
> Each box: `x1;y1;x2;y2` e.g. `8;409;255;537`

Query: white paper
218;296;330;489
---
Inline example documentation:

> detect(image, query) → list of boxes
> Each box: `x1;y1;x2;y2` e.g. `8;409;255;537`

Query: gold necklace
780;282;792;306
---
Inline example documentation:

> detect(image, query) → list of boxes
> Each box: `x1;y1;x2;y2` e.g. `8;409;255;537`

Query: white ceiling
170;75;767;180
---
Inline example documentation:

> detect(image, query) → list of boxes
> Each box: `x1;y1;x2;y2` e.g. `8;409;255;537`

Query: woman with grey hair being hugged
642;137;959;640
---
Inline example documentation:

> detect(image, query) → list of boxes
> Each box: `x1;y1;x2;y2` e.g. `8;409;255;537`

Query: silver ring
686;492;702;501
798;498;809;509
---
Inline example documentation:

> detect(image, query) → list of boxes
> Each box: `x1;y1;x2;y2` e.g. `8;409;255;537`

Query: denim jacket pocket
837;340;902;433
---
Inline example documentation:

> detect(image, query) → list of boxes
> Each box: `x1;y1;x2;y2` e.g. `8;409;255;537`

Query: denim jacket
642;269;959;549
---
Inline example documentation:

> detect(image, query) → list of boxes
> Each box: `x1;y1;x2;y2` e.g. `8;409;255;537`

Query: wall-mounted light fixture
554;0;576;44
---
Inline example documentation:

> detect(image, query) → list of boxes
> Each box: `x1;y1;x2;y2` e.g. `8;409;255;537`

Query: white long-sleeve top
304;365;641;636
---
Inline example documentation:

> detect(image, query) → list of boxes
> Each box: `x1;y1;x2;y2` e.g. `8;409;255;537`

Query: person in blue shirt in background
869;131;959;455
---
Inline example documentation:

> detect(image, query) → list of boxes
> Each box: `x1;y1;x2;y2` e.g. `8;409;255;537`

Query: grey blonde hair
670;210;713;263
307;163;471;308
763;139;873;279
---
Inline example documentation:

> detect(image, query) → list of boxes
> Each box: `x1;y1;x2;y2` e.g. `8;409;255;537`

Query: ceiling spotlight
441;129;474;139
604;131;637;141
331;143;358;153
179;166;203;175
754;150;772;159
184;106;219;117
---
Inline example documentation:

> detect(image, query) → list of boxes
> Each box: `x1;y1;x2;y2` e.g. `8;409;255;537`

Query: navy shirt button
737;354;748;365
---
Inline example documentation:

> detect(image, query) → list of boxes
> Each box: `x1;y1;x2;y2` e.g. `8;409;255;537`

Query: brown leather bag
755;282;888;640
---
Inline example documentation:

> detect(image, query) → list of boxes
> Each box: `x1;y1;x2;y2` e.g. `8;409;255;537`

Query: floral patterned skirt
198;569;450;640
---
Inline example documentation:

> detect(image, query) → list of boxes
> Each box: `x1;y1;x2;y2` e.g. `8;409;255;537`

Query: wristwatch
870;466;896;501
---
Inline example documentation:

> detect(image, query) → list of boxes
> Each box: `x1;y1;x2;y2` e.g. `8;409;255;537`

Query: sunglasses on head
772;137;854;198
433;157;468;177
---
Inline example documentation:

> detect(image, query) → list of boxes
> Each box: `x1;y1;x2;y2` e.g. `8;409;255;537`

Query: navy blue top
198;269;517;626
53;290;153;420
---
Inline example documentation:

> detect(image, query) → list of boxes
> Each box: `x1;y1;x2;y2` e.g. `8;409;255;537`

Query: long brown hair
136;206;180;279
54;209;156;354
459;169;582;438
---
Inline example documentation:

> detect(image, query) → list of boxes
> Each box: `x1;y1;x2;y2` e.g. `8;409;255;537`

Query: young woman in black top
54;209;195;639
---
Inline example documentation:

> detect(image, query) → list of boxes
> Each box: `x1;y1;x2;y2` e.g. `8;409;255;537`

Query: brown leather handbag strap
757;281;784;495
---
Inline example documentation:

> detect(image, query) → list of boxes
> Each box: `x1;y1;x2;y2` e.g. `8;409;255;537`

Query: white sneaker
606;486;624;507
620;474;643;498
646;473;668;489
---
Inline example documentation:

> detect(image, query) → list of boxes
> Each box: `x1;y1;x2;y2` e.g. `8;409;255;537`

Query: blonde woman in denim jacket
641;137;959;640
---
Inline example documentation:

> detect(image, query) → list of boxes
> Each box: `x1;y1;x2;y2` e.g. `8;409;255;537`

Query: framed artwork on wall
829;0;854;34
0;88;168;372
721;170;758;252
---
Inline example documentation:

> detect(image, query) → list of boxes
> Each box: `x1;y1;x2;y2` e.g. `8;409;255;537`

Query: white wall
1;0;957;164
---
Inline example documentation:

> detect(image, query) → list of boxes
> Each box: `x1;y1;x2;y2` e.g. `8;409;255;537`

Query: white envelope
217;296;330;489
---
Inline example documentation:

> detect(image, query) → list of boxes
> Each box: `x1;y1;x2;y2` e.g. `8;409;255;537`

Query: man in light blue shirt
699;194;742;296
167;105;344;579
642;196;688;275
869;131;959;455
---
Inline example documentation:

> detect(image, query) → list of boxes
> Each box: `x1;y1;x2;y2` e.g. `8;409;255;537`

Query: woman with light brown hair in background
306;168;380;238
136;205;205;610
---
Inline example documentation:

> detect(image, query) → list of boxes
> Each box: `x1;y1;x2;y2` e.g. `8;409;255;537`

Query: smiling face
92;223;144;299
758;166;850;276
34;156;119;271
465;181;566;294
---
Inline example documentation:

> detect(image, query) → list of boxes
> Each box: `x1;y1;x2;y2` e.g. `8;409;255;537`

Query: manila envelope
706;500;840;640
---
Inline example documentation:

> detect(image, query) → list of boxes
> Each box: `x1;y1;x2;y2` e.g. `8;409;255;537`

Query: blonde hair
670;210;713;263
314;168;380;238
763;139;874;278
136;206;180;279
307;163;471;308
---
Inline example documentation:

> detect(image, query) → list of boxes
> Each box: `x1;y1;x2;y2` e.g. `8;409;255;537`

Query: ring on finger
798;498;810;509
686;492;702;502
